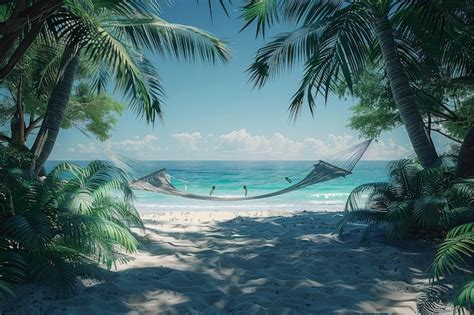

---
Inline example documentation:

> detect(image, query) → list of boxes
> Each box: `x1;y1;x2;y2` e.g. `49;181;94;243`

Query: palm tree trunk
10;77;26;147
456;126;474;178
31;45;80;174
375;17;439;168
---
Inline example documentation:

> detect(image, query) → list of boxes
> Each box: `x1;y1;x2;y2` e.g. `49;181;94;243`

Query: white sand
4;210;440;314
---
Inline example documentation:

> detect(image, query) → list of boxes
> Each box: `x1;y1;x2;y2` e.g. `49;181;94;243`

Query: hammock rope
123;139;374;201
107;150;314;189
73;124;372;201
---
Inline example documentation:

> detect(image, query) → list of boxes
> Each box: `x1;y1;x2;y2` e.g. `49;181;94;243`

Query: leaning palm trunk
31;45;80;174
10;77;25;147
457;125;474;178
375;17;439;168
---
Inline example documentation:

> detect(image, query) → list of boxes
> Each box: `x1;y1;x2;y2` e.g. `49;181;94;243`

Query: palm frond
289;3;375;118
450;179;474;201
386;200;414;224
0;214;53;249
0;160;143;298
413;195;447;228
0;238;26;299
345;182;391;212
28;245;98;297
106;16;231;63
247;22;325;88
241;0;280;37
454;276;474;311
386;159;422;198
430;222;474;280
46;5;230;123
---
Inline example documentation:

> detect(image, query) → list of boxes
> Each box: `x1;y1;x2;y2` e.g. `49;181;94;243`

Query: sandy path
3;211;439;314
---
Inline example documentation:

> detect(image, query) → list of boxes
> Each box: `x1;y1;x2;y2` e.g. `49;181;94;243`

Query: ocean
45;160;389;213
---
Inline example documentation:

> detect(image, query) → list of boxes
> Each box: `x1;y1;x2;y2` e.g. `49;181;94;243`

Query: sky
50;0;450;161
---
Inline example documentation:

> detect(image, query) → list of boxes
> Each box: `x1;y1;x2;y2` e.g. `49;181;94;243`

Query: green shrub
0;161;143;299
430;182;474;312
339;158;473;311
0;145;33;169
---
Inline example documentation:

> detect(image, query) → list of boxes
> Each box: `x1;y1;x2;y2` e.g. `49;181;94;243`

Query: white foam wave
310;192;350;199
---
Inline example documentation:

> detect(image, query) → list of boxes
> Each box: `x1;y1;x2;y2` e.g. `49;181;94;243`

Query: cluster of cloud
67;129;412;160
172;132;202;151
172;129;412;160
111;134;160;152
67;134;160;159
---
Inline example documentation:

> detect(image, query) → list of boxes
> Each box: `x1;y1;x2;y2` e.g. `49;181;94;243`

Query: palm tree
0;42;126;148
241;0;473;168
0;0;233;80
457;126;474;178
0;0;63;80
26;0;230;174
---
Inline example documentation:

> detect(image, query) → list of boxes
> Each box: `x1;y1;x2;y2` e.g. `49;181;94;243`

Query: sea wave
310;192;350;199
135;201;344;212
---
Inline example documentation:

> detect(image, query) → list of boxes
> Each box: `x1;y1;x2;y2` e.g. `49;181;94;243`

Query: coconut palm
0;41;130;149
0;159;143;298
0;0;63;80
26;0;230;174
0;1;234;80
241;0;473;168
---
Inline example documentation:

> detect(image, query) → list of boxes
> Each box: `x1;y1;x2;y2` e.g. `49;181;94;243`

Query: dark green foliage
0;238;26;300
339;159;473;311
0;161;143;299
241;0;473;119
336;69;402;138
0;145;33;169
339;159;460;239
337;66;474;142
62;83;125;141
430;219;474;312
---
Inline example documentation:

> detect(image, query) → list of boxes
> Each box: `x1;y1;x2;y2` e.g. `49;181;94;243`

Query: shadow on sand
4;212;438;314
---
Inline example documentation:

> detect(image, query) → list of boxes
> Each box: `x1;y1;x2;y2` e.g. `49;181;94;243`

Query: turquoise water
46;160;389;212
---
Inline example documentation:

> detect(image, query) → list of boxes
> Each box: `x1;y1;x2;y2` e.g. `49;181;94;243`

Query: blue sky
52;1;449;161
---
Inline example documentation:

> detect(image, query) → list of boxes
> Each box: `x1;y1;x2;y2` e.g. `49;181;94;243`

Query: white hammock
108;139;373;201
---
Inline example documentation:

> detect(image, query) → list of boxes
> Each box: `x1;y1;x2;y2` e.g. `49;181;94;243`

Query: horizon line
48;159;394;162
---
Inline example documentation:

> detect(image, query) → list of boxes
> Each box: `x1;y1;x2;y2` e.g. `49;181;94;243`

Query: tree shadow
3;212;437;314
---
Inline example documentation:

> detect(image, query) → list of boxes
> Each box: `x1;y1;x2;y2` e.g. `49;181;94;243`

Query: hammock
111;139;373;201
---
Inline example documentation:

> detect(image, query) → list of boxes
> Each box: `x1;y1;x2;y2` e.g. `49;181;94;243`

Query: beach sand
3;210;444;314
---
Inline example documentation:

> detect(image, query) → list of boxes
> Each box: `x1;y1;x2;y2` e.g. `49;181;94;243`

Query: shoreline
3;210;446;314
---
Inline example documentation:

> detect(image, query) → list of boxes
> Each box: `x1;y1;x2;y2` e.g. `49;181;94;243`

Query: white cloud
172;132;202;151
169;128;412;160
110;134;159;152
365;138;412;160
218;129;305;158
67;130;412;161
67;143;99;154
67;134;160;158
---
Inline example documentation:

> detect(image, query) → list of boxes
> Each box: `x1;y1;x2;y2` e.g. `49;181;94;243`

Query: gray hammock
120;139;373;201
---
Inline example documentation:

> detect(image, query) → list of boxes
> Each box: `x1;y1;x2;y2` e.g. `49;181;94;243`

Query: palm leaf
454;276;474;311
105;16;231;63
413;195;447;228
247;22;326;88
430;223;474;279
241;0;280;37
289;2;375;118
0;238;26;299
